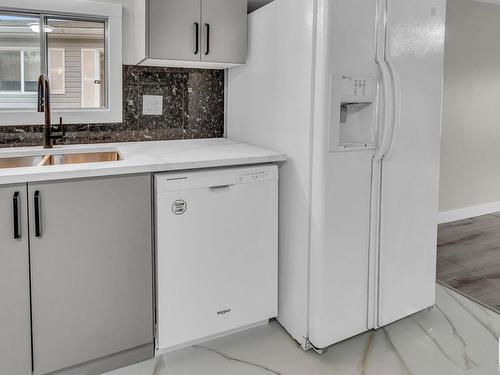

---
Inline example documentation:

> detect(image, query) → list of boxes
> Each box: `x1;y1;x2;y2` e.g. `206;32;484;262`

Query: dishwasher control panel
238;169;274;183
156;165;279;193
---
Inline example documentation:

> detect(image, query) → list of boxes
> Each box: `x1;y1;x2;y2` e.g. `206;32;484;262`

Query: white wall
92;0;135;64
439;0;500;213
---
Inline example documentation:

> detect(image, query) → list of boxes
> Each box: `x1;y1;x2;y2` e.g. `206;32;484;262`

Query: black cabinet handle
13;192;21;239
194;22;199;55
34;191;41;238
205;23;210;55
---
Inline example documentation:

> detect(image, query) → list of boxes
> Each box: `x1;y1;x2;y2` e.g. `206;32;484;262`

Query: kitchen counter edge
0;138;287;185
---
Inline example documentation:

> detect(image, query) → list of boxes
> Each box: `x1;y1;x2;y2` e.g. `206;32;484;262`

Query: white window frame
0;0;122;125
0;47;40;95
48;48;65;95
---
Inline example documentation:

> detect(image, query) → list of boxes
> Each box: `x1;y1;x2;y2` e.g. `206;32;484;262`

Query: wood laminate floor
437;212;500;312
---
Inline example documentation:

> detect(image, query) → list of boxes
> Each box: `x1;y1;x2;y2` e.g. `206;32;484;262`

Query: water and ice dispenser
330;75;377;152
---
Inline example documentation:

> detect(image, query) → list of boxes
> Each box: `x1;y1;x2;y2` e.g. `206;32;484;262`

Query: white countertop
0;138;287;185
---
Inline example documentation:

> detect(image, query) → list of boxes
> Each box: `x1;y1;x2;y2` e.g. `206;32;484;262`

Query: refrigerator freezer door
377;0;446;326
155;165;278;350
308;0;379;348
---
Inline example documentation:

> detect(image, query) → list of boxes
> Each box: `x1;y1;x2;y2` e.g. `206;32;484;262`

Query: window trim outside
0;0;122;125
48;48;66;95
81;48;100;108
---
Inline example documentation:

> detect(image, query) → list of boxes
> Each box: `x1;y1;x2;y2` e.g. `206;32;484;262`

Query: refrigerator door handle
374;56;394;162
383;57;401;161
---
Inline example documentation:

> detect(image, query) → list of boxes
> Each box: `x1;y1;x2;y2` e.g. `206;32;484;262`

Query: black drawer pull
194;22;199;54
205;23;210;55
13;192;21;239
34;191;41;237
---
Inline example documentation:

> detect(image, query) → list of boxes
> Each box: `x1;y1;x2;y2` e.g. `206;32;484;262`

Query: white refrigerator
227;0;445;350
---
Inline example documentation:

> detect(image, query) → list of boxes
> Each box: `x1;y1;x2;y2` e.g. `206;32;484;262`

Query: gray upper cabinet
0;184;31;375
149;0;201;62
201;0;247;64
135;0;247;68
28;175;153;375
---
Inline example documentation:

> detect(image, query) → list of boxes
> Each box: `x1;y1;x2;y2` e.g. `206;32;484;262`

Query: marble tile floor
438;213;500;312
105;285;500;375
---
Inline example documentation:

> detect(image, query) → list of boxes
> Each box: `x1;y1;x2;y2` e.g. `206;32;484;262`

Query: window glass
46;18;105;109
0;13;40;108
24;50;40;92
49;48;65;94
0;51;21;91
0;13;106;110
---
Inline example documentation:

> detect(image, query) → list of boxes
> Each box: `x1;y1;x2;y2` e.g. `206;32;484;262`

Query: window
0;12;106;110
81;48;103;108
0;48;40;93
24;49;40;92
0;14;41;108
0;0;122;125
48;48;65;95
0;50;22;92
46;17;105;109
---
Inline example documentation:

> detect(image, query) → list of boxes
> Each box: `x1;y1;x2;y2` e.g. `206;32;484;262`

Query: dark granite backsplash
0;65;225;148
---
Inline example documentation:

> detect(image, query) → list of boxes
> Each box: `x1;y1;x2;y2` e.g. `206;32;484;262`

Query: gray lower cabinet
28;174;154;375
0;184;31;375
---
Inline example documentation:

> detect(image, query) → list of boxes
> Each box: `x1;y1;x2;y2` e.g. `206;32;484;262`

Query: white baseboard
437;201;500;224
155;319;270;354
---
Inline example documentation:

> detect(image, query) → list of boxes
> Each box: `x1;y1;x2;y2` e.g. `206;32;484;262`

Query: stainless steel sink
0;151;122;169
41;151;121;166
0;155;45;169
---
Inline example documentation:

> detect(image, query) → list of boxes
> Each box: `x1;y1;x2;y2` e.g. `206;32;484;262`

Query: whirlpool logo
217;309;231;316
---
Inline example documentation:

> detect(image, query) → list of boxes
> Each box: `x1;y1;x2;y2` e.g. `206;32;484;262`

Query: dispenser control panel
340;75;376;99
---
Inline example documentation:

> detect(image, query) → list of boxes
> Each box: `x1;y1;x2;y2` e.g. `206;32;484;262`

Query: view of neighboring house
0;15;105;110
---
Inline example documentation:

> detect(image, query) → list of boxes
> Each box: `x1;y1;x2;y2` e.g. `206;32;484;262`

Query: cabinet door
149;0;201;61
0;184;31;375
201;0;247;64
29;175;153;375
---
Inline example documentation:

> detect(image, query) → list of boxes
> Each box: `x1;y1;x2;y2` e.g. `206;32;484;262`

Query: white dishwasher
155;164;278;351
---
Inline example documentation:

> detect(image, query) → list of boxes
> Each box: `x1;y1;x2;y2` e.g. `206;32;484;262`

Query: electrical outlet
143;95;163;115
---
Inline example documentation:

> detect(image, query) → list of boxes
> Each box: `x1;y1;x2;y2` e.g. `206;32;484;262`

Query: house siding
0;37;103;109
49;39;103;109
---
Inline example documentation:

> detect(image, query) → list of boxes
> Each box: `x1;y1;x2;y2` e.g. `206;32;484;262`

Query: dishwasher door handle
209;184;234;190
